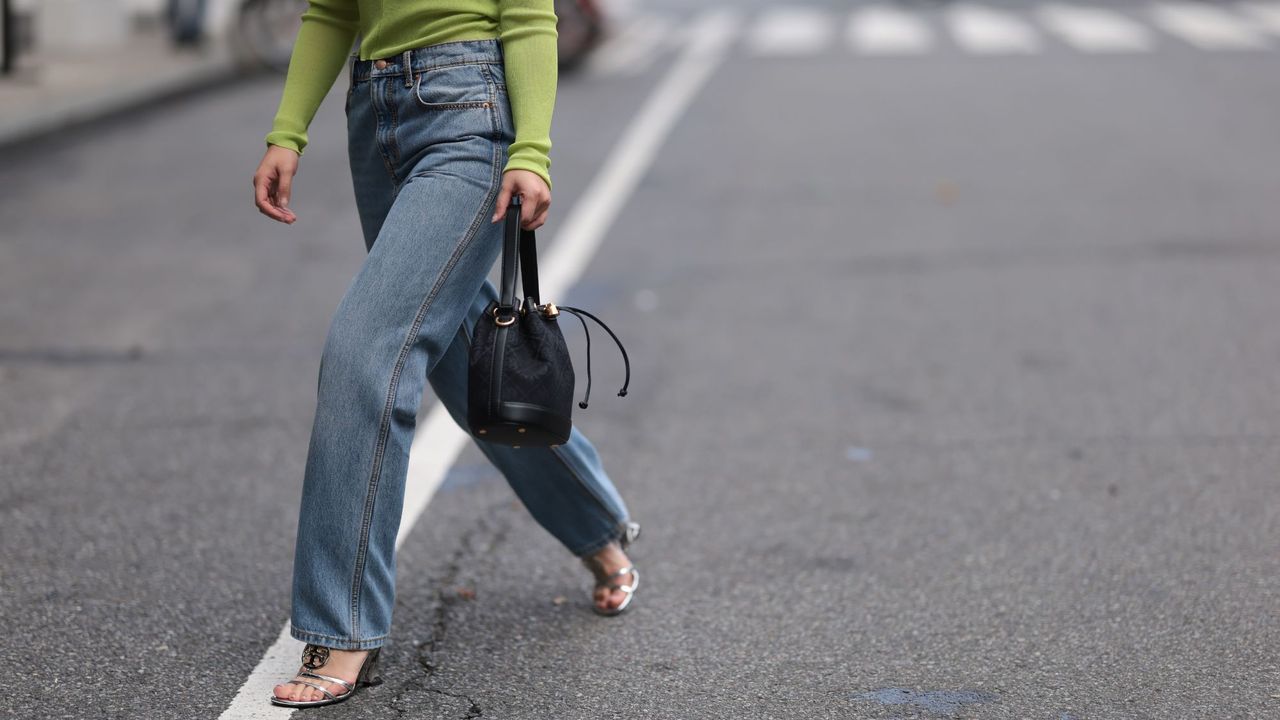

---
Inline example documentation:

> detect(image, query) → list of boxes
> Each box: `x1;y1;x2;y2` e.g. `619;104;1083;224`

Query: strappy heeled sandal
269;643;383;708
581;521;642;616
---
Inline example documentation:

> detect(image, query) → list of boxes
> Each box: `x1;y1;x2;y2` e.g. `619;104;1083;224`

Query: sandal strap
600;566;634;585
286;679;337;700
299;671;355;691
601;567;639;593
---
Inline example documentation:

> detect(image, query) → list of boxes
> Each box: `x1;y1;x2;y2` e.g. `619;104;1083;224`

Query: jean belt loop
403;49;413;88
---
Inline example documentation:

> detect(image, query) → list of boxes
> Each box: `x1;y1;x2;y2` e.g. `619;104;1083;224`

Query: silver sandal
581;521;642;617
269;643;383;708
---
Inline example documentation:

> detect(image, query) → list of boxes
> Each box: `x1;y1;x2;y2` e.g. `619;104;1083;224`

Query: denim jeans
288;38;634;651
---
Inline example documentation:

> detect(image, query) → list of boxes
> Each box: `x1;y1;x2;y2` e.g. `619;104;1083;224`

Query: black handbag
467;195;630;447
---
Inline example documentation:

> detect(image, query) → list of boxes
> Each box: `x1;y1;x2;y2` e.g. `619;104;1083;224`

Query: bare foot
272;644;369;703
585;542;637;613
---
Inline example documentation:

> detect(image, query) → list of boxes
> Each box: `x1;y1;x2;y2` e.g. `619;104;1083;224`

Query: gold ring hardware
517;427;526;433
477;429;487;435
541;302;560;318
492;305;516;327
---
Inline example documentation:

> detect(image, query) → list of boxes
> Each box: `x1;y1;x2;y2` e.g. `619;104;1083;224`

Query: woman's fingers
491;170;550;229
491;183;512;224
276;171;294;213
521;194;539;229
253;146;299;224
254;171;286;222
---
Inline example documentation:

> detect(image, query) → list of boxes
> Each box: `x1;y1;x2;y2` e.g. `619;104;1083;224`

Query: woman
251;0;641;708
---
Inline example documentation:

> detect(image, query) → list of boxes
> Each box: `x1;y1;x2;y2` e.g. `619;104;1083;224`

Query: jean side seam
347;125;505;644
550;442;628;528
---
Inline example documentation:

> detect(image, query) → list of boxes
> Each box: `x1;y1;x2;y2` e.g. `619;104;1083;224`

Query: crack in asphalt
386;503;512;719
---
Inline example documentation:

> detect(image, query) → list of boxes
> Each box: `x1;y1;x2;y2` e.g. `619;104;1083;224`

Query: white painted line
1149;2;1270;49
1239;1;1280;35
746;6;834;56
1037;4;1154;52
215;7;740;719
947;3;1042;54
847;4;935;55
587;13;671;77
541;7;740;297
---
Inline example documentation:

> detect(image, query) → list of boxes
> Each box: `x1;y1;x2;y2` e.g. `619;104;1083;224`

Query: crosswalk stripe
947;3;1043;54
1239;1;1280;35
848;4;935;55
587;13;671;76
746;6;834;56
1037;3;1154;52
1149;2;1270;49
582;1;1280;70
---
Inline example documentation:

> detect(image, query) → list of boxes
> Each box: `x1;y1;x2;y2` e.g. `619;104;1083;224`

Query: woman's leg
289;66;510;651
289;167;507;649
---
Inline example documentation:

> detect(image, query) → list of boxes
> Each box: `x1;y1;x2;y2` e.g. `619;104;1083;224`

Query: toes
273;680;314;702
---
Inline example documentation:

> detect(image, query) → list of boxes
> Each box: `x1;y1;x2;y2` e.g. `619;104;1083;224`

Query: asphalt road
2;2;1279;719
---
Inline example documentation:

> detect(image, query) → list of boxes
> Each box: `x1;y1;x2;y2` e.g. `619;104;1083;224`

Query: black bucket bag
467;195;630;447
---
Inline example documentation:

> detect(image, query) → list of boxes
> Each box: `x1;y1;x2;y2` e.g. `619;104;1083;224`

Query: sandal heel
357;647;383;687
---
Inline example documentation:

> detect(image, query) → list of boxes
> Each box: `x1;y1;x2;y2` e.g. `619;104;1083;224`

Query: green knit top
264;0;558;189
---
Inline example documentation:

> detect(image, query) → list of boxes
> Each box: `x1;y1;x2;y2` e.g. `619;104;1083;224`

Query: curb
0;50;254;151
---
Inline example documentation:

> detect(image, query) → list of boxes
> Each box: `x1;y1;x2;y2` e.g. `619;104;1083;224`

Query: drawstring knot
558;305;630;409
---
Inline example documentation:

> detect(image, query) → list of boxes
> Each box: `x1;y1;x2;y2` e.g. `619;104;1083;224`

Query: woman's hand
491;170;550;230
253;145;300;224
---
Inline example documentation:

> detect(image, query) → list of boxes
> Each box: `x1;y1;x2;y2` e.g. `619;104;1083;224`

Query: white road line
947;3;1043;54
1149;2;1270;49
1239;1;1280;35
746;6;834;56
540;8;739;297
215;8;740;719
1037;3;1154;52
587;13;671;77
847;4;934;55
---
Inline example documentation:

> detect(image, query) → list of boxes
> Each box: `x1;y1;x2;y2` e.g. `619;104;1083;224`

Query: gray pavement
0;24;245;149
2;2;1279;719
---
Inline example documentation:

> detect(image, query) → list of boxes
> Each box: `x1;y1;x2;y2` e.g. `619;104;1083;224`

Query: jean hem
289;624;388;651
570;519;634;559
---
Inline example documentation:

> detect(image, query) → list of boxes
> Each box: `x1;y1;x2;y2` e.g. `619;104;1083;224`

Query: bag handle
495;195;541;322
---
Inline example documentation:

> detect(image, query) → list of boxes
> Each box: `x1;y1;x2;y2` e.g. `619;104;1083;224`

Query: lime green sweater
265;0;558;189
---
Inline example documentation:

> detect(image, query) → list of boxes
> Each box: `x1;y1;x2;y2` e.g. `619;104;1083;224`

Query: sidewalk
0;24;246;149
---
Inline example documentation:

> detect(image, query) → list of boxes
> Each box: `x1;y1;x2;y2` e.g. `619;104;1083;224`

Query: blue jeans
289;38;634;651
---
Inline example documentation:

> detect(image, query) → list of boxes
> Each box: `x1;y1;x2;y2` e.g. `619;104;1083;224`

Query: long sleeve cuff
499;0;557;191
263;0;360;157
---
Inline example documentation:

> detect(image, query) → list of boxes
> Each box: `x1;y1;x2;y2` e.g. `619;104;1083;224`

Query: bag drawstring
559;305;630;409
